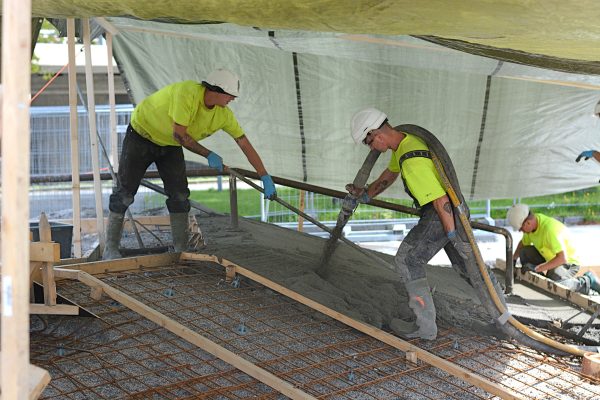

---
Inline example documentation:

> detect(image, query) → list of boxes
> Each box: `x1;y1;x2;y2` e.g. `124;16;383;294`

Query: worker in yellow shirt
104;69;276;259
507;203;599;294
346;108;471;340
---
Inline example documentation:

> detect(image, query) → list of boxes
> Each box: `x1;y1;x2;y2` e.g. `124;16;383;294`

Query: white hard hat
506;203;530;230
203;68;240;97
595;99;600;117
351;108;387;144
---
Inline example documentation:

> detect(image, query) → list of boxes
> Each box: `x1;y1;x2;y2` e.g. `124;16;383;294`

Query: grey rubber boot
169;212;189;252
403;278;438;340
102;211;124;260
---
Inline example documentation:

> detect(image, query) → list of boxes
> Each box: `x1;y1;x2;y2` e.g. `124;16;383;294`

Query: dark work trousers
109;125;191;214
519;245;587;292
394;203;466;283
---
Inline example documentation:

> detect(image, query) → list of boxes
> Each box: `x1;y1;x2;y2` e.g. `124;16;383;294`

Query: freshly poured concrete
196;215;501;336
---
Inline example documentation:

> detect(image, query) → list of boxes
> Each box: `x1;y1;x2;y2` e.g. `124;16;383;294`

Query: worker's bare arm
366;169;398;198
432;194;455;234
534;251;567;273
172;123;211;157
235;135;268;176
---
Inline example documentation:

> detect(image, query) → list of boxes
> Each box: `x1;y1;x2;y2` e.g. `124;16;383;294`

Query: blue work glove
576;150;595;162
342;191;370;211
206;151;223;172
260;174;277;200
447;230;470;260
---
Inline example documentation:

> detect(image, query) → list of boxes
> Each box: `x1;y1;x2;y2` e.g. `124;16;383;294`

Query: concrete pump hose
431;155;587;357
398;124;594;356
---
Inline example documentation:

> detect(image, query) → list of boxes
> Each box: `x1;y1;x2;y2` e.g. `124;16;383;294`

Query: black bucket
30;221;73;259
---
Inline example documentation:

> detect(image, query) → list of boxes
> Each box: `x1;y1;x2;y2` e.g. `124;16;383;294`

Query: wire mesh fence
26;105;164;219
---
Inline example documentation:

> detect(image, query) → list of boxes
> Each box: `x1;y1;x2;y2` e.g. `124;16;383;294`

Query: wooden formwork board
0;353;50;400
56;252;523;400
496;258;600;314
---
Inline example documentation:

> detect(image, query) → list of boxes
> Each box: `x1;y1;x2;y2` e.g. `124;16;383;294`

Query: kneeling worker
507;203;599;294
104;69;277;259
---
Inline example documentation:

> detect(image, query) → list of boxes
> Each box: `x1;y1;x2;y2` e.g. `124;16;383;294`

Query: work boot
102;211;124;260
584;272;600;293
403;278;437;340
169;212;189;252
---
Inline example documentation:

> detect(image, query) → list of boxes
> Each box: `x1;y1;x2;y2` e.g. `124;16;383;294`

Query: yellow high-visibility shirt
388;133;446;206
522;213;580;265
131;81;244;146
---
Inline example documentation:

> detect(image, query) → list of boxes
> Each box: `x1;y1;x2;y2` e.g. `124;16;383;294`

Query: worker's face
214;92;236;107
519;216;534;233
363;129;384;151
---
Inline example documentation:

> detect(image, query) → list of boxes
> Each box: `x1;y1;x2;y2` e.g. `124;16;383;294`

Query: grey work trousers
519;246;588;293
394;203;466;283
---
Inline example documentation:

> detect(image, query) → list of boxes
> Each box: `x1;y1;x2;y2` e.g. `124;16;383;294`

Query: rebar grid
31;261;600;399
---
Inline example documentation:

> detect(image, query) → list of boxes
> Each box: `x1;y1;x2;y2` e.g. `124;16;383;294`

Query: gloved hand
447;230;470;260
343;191;370;211
260;174;277;200
206;151;223;172
576;150;595;162
344;184;370;207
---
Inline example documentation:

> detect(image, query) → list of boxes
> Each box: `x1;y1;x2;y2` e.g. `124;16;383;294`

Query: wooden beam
29;304;79;316
1;0;32;395
53;268;80;280
106;32;119;173
0;352;50;400
74;270;318;400
67;18;82;258
496;258;600;314
82;18;105;251
39;213;57;306
55;253;180;279
28;363;51;400
182;253;524;400
30;242;60;263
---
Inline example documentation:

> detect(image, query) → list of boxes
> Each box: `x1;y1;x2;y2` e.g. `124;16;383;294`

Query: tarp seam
469;60;503;200
292;52;308;182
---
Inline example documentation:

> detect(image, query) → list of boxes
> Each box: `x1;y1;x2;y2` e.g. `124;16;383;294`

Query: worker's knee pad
109;193;134;214
166;197;191;213
394;241;428;282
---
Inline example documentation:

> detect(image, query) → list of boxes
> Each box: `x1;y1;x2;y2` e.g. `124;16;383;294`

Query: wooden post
1;0;32;396
82;18;106;251
67;18;82;258
39;213;57;306
106;32;119;173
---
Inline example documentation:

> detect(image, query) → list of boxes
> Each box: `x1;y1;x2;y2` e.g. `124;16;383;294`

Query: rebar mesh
30;260;600;399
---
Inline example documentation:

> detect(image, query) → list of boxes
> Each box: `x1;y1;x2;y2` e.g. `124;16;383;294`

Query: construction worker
103;68;277;259
347;107;471;340
506;203;599;294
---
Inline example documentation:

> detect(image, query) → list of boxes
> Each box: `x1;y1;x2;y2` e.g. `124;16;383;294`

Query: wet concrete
196;215;499;336
111;213;600;345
